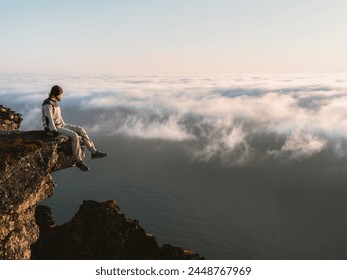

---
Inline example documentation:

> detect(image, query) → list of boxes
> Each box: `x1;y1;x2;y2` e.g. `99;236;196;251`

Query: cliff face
0;105;202;260
0;129;80;259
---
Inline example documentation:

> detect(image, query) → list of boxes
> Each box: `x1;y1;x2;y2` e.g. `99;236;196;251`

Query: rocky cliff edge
0;105;202;260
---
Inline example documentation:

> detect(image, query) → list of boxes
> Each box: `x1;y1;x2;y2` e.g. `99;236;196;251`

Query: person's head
50;85;63;101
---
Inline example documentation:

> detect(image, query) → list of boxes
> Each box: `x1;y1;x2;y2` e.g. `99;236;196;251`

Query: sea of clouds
1;73;347;165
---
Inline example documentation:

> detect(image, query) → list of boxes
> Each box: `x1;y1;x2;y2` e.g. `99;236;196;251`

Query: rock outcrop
0;105;202;260
32;200;201;260
0;105;22;131
0;130;81;259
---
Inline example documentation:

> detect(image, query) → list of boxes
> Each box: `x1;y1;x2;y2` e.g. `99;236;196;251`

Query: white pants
57;124;97;162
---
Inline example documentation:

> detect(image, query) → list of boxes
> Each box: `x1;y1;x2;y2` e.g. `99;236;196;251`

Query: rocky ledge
0;106;202;260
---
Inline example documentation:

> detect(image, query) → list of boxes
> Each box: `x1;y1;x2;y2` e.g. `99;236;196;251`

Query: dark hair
50;85;63;96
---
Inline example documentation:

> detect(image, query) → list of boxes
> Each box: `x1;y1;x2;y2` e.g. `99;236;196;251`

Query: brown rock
32;200;203;260
0;105;22;131
0;130;83;259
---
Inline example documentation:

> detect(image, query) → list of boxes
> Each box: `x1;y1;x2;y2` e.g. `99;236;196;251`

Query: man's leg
64;124;107;159
57;126;83;162
56;127;90;171
63;124;97;153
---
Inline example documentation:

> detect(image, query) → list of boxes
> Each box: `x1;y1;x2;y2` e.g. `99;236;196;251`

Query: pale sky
1;0;347;75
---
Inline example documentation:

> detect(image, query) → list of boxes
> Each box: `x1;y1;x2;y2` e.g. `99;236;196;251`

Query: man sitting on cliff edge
42;85;107;171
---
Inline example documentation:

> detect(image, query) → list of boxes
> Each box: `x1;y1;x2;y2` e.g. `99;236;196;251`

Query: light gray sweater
42;96;65;131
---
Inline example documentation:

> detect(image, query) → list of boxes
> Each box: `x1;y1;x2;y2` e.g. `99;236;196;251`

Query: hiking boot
91;150;108;160
76;161;90;172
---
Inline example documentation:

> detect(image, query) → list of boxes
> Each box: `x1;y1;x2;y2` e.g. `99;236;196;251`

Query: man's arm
42;103;58;134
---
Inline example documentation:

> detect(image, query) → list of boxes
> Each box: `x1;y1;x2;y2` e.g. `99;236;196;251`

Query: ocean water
2;73;347;259
44;135;347;260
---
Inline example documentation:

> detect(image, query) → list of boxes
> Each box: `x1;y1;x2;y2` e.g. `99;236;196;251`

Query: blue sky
1;0;347;75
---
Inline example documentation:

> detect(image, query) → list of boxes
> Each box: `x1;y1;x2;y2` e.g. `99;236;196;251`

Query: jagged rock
0;105;22;131
160;244;202;260
32;200;159;259
32;200;203;260
0;105;202;260
0;130;82;259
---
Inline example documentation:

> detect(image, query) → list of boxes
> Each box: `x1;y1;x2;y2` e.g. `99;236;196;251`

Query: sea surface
45;135;347;260
2;73;347;259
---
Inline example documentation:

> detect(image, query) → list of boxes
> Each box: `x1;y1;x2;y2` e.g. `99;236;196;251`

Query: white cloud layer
2;73;347;164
